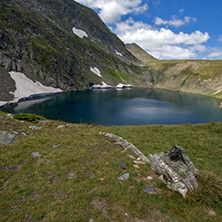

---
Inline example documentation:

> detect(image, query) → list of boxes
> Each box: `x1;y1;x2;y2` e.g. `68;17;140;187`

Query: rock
52;145;59;148
127;153;136;160
32;152;40;158
0;131;17;145
119;162;127;170
7;113;14;119
133;164;140;169
144;186;156;194
57;125;66;128
118;173;129;181
133;160;146;164
103;132;149;163
29;126;41;130
149;145;200;198
147;176;153;180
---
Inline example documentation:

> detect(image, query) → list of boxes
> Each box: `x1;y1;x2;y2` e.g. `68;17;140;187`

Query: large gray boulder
149;145;200;198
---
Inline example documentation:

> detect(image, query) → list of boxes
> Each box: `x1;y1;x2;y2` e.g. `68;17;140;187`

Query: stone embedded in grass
144;186;156;194
29;126;41;130
7;114;14;119
118;173;129;181
57;125;65;128
52;145;59;148
0;131;17;145
32;152;40;158
133;164;140;169
119;161;127;170
127;153;136;160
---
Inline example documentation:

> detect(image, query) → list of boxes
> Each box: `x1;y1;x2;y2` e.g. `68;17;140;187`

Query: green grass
0;111;221;221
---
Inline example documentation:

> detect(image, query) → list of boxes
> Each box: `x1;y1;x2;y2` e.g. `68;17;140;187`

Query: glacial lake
3;88;222;126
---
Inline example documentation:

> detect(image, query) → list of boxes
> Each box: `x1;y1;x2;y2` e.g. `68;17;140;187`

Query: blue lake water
3;88;222;126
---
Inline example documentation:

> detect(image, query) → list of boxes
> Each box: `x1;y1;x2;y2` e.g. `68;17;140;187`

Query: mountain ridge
0;0;152;102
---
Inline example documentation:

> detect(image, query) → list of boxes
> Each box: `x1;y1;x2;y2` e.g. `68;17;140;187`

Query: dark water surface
3;88;222;126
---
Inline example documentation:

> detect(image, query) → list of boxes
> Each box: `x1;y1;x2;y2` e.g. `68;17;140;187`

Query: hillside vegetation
0;111;221;221
148;60;222;98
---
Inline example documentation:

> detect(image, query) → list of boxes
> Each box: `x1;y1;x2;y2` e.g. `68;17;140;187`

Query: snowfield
8;71;62;101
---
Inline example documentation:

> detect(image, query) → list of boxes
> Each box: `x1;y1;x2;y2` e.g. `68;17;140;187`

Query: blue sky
75;0;222;60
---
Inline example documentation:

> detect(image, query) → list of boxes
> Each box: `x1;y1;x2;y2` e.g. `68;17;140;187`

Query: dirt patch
90;198;109;219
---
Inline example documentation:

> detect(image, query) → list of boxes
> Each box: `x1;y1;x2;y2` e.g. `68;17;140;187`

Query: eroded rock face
149;145;200;198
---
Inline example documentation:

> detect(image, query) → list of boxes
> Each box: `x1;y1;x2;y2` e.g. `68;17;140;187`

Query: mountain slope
0;0;152;102
147;60;222;98
126;43;157;62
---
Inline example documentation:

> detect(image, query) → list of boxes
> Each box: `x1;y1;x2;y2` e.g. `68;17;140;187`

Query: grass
0;111;222;221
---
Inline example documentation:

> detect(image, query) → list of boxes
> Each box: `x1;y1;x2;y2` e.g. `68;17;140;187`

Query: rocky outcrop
149;145;200;198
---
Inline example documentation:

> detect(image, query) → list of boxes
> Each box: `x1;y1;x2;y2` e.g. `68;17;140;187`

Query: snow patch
116;83;133;88
115;50;123;57
90;67;102;77
8;71;62;102
91;81;114;89
0;101;8;108
72;27;88;38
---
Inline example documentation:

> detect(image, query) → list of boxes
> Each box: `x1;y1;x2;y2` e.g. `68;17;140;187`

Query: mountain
126;43;157;62
147;60;222;98
0;0;152;102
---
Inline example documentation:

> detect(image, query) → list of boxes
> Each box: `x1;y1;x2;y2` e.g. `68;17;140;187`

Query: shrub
13;113;44;123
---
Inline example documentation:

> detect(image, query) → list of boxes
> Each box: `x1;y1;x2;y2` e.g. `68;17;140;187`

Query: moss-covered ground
0;111;221;221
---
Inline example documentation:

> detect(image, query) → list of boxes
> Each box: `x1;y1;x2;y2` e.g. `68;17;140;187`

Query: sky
75;0;222;60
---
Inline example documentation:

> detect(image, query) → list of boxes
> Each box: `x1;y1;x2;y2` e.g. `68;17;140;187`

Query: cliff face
0;0;152;101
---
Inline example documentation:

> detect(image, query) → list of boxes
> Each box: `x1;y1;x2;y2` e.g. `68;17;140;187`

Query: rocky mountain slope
0;0;152;102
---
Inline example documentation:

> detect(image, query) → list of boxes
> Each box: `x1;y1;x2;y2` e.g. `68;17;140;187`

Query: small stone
147;176;153;180
57;125;65;128
137;157;141;161
208;209;216;216
159;175;166;184
133;160;146;164
22;132;27;136
100;178;104;181
133;164;140;169
118;173;129;181
89;219;94;222
32;152;40;158
127;153;136;160
52;145;59;148
144;186;156;194
29;126;41;130
7;114;14;119
119;162;127;170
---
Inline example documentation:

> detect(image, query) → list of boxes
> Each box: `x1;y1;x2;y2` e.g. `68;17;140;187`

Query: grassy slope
0;111;222;221
147;60;222;98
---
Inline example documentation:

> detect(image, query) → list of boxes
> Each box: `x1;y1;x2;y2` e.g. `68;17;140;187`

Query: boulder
149;145;200;198
0;131;17;146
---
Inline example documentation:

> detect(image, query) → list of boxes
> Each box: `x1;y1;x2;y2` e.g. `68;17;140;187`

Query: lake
2;88;222;126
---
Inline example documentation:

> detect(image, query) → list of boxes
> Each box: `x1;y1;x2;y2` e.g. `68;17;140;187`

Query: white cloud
75;0;148;23
207;48;222;59
218;35;222;41
115;18;210;59
154;16;197;27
